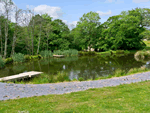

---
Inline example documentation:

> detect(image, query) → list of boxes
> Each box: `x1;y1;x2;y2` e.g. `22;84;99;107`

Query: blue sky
11;0;150;29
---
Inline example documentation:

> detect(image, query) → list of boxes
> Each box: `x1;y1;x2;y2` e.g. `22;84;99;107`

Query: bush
5;57;13;64
134;50;150;61
12;53;25;63
24;55;31;61
38;55;42;59
0;56;5;68
53;50;64;55
40;50;53;58
53;49;78;56
31;55;40;59
78;77;84;81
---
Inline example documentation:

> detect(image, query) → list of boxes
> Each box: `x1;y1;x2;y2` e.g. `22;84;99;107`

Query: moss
5;57;13;64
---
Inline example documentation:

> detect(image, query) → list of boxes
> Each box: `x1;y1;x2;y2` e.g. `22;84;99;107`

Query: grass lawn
144;40;150;50
1;81;150;113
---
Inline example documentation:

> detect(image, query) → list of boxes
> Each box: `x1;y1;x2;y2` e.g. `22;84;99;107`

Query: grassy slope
0;81;150;113
144;40;150;50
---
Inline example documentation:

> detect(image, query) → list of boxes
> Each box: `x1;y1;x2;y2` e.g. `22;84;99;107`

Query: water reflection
0;54;149;80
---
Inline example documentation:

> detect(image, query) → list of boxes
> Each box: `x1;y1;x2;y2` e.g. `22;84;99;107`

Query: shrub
38;55;42;59
68;49;78;56
0;56;5;68
78;77;84;81
31;55;40;59
56;72;70;82
53;50;64;55
134;50;150;61
61;49;78;56
40;50;53;58
5;57;13;64
114;69;126;77
24;55;31;61
12;53;25;63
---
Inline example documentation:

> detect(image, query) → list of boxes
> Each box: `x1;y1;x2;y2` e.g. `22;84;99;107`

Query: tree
11;5;22;56
42;14;53;51
1;0;14;58
75;11;101;50
97;12;146;51
50;19;70;50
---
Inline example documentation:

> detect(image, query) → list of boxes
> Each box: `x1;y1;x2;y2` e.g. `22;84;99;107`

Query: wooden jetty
53;55;64;58
0;71;43;82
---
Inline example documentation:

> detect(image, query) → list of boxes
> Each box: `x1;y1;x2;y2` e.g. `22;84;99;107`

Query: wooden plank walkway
0;71;43;82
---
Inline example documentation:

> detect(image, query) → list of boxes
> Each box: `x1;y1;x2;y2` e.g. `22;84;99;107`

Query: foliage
5;57;13;64
30;55;41;59
74;11;101;50
134;50;150;61
0;56;5;68
12;53;25;63
78;77;84;81
1;7;150;62
53;49;78;56
24;55;31;61
78;51;96;56
40;50;53;58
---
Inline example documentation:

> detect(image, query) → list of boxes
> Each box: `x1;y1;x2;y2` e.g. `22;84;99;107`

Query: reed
12;53;25;63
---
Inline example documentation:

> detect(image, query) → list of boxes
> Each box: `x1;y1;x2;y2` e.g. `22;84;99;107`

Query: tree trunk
31;11;35;55
4;18;8;58
0;23;3;57
37;24;41;54
47;35;48;51
11;34;16;56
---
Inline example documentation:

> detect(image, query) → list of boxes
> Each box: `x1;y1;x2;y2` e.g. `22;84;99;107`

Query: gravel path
1;72;150;101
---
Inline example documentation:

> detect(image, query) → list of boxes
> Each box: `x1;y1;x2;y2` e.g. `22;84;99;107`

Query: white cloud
69;21;78;28
97;10;112;16
62;20;78;30
132;0;149;3
33;5;64;19
62;20;68;24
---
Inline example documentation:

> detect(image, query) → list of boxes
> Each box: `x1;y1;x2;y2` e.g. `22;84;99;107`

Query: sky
2;0;150;29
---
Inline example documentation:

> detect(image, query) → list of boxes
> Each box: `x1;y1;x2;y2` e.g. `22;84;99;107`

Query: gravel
0;72;150;101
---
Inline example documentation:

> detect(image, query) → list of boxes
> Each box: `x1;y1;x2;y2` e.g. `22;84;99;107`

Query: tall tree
1;0;14;58
75;11;101;50
11;5;22;56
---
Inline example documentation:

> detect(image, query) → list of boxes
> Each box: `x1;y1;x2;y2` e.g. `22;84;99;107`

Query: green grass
1;80;150;113
144;40;150;50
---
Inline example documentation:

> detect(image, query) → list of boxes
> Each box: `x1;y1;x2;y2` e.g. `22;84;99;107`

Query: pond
0;54;150;81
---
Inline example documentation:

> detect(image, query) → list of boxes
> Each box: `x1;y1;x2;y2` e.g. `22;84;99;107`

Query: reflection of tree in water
12;65;26;73
40;58;53;65
0;54;147;79
71;54;145;80
39;56;78;75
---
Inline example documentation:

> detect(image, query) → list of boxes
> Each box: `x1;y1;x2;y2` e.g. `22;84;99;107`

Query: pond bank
1;71;150;101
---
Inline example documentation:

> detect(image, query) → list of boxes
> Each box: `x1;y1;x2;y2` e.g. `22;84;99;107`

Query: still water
0;54;150;80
